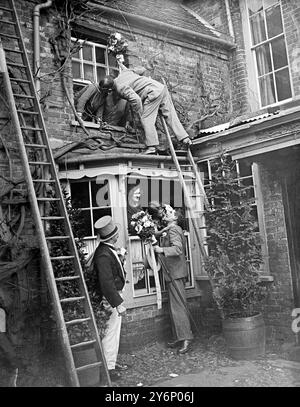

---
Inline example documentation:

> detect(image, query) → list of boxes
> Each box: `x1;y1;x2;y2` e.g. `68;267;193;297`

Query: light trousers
141;86;189;146
101;299;122;370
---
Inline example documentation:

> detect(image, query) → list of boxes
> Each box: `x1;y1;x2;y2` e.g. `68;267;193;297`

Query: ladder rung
65;317;91;326
9;76;31;83
21;126;43;131
7;62;26;68
37;197;60;201
41;216;64;220
0;19;16;25
76;362;102;372
60;296;85;303
71;340;96;350
13;93;34;99
4;47;22;53
28;161;51;165
10;78;30;84
24;143;47;149
0;33;18;39
0;6;13;12
33;179;55;183
55;276;80;282
46;235;70;240
17;109;39;115
50;256;74;261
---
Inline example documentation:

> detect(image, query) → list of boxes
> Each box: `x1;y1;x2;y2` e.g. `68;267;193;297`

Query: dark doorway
281;154;300;308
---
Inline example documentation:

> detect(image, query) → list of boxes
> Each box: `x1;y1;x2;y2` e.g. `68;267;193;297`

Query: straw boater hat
94;216;119;242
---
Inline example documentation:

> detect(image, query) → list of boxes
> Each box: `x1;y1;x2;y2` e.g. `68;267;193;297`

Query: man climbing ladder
106;58;193;154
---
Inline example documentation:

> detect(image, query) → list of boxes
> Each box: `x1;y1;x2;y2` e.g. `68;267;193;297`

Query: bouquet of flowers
130;211;156;241
107;32;128;55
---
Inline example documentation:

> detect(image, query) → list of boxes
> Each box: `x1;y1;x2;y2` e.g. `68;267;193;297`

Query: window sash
71;37;118;85
246;0;292;107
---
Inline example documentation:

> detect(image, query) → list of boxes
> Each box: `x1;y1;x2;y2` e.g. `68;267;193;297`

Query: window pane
275;68;292;102
264;0;279;8
250;12;266;45
272;36;288;70
95;47;106;64
72;61;81;79
259;73;275;106
266;4;283;39
96;66;106;82
255;44;272;75
72;48;80;59
241;178;255;199
108;52;117;68
238;161;252;177
250;207;259;232
70;182;90;208
82;44;93;61
73;83;86;96
83;64;94;82
81;210;93;236
91;179;110;207
248;0;263;16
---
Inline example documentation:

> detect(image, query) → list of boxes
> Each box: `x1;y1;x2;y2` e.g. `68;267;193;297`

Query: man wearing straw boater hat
93;216;127;381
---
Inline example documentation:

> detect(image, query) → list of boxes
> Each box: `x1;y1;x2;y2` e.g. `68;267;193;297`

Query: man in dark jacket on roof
75;75;128;126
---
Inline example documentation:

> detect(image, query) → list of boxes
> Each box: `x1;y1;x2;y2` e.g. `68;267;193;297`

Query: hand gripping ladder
0;0;111;387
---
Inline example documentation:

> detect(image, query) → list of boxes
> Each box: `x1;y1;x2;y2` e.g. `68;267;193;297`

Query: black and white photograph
0;0;300;392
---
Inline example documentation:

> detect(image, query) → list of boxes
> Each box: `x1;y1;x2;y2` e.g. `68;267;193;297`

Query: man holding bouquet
153;204;194;354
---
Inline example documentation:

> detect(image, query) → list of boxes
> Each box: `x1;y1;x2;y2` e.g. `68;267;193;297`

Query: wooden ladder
0;0;111;387
160;116;210;261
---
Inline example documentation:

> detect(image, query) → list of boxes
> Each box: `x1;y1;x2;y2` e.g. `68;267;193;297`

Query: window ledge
195;275;274;283
126;288;202;309
71;120;100;129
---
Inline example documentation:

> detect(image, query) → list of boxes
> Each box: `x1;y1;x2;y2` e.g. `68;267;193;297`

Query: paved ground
115;335;300;388
3;334;300;387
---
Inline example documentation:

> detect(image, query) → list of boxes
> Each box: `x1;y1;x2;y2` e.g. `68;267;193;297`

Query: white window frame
71;37;118;87
240;0;293;110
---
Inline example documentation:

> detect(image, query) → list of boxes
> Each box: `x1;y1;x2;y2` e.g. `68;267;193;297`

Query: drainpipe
224;0;235;41
33;0;53;96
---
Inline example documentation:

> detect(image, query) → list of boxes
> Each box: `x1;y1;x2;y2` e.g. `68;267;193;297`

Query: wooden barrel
73;347;100;386
222;313;265;360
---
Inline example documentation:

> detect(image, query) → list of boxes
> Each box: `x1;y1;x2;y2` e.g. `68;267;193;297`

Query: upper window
71;37;118;94
246;0;292;107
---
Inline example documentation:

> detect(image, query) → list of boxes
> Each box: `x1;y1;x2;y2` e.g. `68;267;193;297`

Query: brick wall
119;296;210;353
258;161;295;344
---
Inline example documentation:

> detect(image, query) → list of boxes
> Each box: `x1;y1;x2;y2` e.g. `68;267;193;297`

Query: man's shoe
178;340;192;355
167;340;181;349
144;147;156;155
108;369;122;381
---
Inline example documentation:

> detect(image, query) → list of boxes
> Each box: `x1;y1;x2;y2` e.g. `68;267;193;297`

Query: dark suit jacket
93;243;126;308
161;224;188;281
